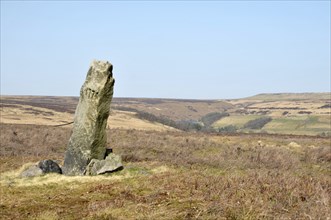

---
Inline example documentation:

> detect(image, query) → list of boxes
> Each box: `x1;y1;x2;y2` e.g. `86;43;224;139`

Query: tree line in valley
113;106;273;133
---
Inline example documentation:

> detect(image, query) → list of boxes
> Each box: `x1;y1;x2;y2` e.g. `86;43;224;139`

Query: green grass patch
213;114;330;136
213;115;262;129
264;115;331;135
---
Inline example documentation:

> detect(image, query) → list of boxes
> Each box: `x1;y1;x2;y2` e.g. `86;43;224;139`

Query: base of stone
86;153;123;175
19;154;123;178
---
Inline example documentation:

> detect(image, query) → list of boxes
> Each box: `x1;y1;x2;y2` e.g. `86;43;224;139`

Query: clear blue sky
1;1;330;99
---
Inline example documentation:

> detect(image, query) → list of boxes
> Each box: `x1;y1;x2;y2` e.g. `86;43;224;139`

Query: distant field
212;114;331;136
245;100;330;115
222;93;330;136
213;115;262;128
264;115;331;136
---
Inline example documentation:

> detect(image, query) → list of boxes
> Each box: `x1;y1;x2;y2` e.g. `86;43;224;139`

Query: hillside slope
219;92;331;136
1;93;330;135
0;96;176;131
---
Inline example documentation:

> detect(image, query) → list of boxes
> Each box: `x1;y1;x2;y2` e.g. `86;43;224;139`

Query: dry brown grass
0;123;330;219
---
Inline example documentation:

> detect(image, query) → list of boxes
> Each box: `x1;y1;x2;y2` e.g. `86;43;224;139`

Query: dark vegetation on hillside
319;104;331;109
114;107;233;132
114;106;209;132
200;112;230;127
217;125;238;133
243;117;273;129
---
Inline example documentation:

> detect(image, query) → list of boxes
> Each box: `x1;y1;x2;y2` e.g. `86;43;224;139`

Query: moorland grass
0;124;330;219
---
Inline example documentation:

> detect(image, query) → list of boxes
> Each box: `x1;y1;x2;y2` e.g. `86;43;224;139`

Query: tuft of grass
29;210;59;220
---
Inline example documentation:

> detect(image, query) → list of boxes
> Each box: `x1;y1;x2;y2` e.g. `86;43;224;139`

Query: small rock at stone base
20;165;43;178
38;159;62;174
20;160;62;178
86;153;123;176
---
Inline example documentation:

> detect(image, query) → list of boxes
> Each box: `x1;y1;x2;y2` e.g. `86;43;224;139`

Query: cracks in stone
84;87;99;99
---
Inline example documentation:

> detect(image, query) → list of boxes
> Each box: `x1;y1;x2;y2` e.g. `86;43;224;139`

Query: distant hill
112;98;233;121
0;93;330;136
222;92;330;136
0;96;234;120
0;96;176;131
243;92;330;101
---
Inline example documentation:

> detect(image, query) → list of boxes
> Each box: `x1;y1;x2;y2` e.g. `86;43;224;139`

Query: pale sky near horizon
1;1;330;99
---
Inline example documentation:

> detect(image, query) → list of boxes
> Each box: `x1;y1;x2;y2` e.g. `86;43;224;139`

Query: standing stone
62;60;115;175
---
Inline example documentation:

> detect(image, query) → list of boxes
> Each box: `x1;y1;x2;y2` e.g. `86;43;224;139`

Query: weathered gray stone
20;160;62;177
85;153;123;176
38;160;62;174
20;165;43;178
62;60;115;175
